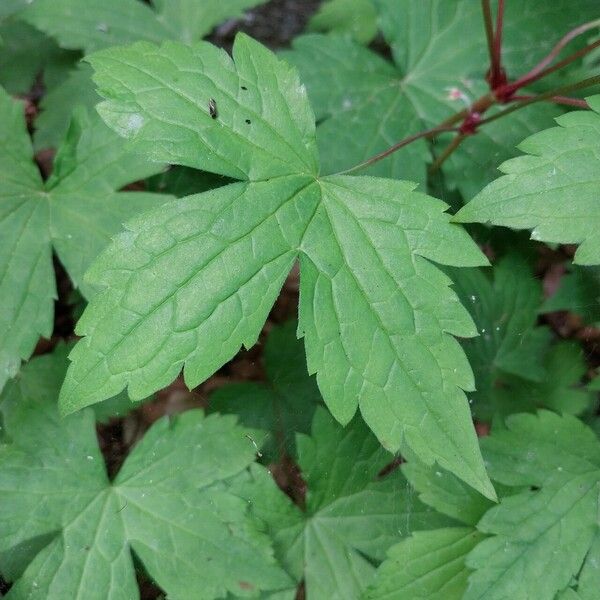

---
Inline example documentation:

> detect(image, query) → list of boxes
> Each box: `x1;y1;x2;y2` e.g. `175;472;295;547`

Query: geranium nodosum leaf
455;96;600;265
60;34;495;499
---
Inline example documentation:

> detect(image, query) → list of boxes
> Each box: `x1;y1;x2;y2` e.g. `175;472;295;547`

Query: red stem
335;124;458;175
491;0;505;84
512;94;589;108
500;18;600;96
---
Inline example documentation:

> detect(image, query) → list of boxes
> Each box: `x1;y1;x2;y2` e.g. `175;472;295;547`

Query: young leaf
0;88;171;390
59;34;495;499
543;264;600;327
208;320;322;461
455;96;600;265
366;528;486;600
465;411;600;600
308;0;378;45
0;348;290;598
232;408;452;599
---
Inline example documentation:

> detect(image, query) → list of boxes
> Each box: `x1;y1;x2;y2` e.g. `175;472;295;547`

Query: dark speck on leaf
209;98;218;119
245;119;251;124
241;86;248;90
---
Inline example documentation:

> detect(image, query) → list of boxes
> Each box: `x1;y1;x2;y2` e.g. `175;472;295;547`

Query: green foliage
1;1;600;597
465;412;600;599
283;0;598;192
543;264;600;326
13;0;267;149
456;95;600;264
308;0;378;45
0;87;171;390
0;348;291;598
448;255;594;419
22;0;267;52
57;34;496;499
208;320;322;461
233;408;452;599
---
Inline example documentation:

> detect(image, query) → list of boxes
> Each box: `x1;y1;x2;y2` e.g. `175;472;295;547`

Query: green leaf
365;528;486;600
61;34;494;499
0;88;170;390
402;459;494;527
308;0;378;45
153;0;268;44
543;264;600;327
22;0;268;52
442;102;563;198
233;408;452;599
559;533;600;600
448;256;593;419
0;20;76;95
34;63;100;151
455;96;600;265
464;411;600;600
0;348;290;598
88;38;318;178
494;341;595;417
22;0;171;52
208;320;322;461
0;0;29;20
23;0;268;149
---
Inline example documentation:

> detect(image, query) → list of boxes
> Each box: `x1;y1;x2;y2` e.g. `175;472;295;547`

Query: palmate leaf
464;411;600;600
232;408;452;600
0;87;170;390
0;349;290;599
282;0;595;191
58;34;496;499
455;95;600;265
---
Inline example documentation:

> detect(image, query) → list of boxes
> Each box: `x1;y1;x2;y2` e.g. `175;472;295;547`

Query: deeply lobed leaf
60;34;496;499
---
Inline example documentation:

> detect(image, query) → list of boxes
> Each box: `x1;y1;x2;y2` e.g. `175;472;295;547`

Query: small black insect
241;85;248;90
208;98;218;119
245;119;251;124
